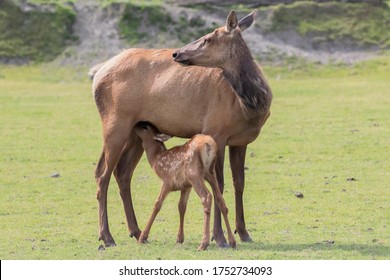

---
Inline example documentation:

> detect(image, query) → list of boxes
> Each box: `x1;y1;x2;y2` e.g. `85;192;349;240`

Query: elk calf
134;122;236;250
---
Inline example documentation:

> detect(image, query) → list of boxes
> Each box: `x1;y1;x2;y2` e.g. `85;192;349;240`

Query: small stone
295;192;304;198
50;172;60;178
347;177;357;181
324;240;335;244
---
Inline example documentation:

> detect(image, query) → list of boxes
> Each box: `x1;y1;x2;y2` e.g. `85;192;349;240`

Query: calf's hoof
138;235;149;244
197;243;209;251
229;240;237;249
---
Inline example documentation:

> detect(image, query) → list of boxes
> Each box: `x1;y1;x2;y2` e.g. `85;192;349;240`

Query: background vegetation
264;1;390;49
1;0;389;62
0;0;76;62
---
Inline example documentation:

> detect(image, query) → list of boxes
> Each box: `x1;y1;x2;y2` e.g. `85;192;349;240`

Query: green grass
0;56;389;259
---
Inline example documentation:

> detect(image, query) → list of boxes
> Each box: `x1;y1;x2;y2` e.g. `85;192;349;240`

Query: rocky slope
1;0;389;65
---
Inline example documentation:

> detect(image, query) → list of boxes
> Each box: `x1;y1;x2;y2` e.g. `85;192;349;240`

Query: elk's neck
142;141;167;168
222;50;272;111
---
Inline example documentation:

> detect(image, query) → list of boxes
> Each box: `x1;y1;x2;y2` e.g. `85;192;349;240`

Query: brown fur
92;10;272;247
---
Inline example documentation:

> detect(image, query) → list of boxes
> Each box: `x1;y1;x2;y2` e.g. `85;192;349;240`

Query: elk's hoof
241;235;253;243
129;230;141;240
212;234;228;248
99;238;116;247
99;234;116;247
217;242;230;249
235;229;253;243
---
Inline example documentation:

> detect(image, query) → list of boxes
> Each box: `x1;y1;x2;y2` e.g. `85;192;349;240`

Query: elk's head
172;10;256;68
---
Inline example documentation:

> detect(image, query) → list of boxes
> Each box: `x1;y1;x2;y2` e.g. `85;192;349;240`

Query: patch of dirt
56;0;125;67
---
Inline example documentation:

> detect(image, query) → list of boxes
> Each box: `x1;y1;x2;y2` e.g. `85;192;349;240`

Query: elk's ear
155;133;172;143
238;10;256;32
225;10;238;33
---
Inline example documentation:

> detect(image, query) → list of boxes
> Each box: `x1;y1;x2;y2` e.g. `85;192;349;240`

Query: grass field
0;56;389;260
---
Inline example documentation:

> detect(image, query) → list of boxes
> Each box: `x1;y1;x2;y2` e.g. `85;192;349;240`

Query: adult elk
91;10;272;248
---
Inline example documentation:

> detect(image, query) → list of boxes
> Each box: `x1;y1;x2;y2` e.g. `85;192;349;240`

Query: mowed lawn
0;58;389;260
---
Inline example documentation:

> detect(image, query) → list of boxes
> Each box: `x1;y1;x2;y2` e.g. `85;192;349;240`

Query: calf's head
134;122;172;143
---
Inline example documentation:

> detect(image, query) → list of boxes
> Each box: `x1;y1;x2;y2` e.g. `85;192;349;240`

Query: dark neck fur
222;38;272;111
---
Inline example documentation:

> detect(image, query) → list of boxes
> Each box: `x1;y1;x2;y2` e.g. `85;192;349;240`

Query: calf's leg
139;184;170;244
191;179;212;251
177;188;191;244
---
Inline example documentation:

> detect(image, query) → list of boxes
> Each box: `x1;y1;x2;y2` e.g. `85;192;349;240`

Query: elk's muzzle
172;38;203;65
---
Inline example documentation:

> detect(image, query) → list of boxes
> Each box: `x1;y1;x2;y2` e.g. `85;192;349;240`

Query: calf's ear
155;134;172;142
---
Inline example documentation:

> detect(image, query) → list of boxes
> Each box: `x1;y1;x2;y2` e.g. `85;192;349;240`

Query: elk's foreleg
229;145;252;242
212;143;229;248
206;170;236;249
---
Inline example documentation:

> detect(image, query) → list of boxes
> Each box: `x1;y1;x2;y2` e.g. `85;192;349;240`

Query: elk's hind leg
95;118;134;247
229;145;252;242
113;131;144;241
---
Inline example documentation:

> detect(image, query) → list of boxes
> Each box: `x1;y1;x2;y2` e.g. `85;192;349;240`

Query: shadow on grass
243;241;390;259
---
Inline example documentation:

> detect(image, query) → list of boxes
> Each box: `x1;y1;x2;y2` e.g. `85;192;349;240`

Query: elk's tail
88;63;104;80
